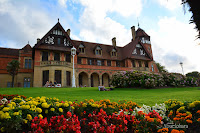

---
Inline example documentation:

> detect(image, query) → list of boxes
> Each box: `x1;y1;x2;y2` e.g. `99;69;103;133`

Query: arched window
79;44;85;53
95;46;102;55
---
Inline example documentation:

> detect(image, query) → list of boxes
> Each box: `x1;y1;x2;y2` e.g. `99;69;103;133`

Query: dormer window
95;46;102;55
132;44;146;56
79;44;85;53
111;49;117;56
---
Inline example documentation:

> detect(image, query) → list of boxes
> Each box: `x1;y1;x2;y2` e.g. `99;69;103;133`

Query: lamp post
71;46;76;87
180;62;184;75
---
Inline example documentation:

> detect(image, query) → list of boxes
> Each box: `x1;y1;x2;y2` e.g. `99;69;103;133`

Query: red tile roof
72;40;124;60
0;47;19;56
136;28;150;37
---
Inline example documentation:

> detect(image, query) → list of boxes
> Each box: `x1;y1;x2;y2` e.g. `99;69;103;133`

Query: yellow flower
2;112;11;119
177;106;185;112
40;98;46;103
21;105;30;110
45;109;48;114
23;119;28;124
170;103;176;108
36;107;42;113
26;114;32;121
59;108;63;112
10;102;16;106
1;127;5;132
63;103;69;107
193;101;200;105
56;103;62;107
186;111;191;115
13;112;20;116
2;107;9;112
38;114;43;119
69;101;72;105
82;103;87;107
189;103;195;108
32;101;38;105
19;102;24;105
42;102;50;108
50;108;55;112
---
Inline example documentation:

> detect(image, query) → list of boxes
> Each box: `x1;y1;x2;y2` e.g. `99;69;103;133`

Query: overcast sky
0;0;199;74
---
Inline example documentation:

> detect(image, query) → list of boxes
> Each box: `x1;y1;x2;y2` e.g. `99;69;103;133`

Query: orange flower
181;113;187;116
186;119;193;124
171;129;180;133
179;130;185;133
157;129;162;132
197;110;200;114
197;118;200;122
157;118;161;123
173;117;180;121
181;117;185;120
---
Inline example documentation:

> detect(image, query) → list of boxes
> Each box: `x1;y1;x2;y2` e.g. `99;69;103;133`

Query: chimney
67;29;70;37
112;37;116;47
37;38;40;43
131;26;136;41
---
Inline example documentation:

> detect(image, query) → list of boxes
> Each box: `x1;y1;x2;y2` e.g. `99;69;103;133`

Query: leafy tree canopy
6;60;20;76
182;0;200;39
186;71;200;78
155;62;168;73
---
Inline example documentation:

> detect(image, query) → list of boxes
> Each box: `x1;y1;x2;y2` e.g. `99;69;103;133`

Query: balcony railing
141;39;151;44
133;67;149;71
40;61;72;67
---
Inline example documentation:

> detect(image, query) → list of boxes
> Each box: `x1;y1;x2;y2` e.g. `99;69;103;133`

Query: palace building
0;21;159;88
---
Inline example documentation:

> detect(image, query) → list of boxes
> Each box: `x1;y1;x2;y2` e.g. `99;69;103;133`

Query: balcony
141;39;151;44
133;67;149;71
40;61;72;67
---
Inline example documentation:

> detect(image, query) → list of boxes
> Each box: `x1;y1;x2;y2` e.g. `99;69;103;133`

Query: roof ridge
0;47;19;50
72;39;124;48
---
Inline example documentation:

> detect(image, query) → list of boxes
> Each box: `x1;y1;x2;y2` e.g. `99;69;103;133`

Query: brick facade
0;22;159;88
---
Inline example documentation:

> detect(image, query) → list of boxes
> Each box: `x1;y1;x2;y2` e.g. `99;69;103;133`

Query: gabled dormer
132;43;146;56
111;48;117;57
95;46;102;55
78;43;85;54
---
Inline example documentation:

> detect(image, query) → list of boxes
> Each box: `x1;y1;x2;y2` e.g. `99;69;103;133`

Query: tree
182;0;200;39
155;62;168;73
6;60;20;87
186;71;200;78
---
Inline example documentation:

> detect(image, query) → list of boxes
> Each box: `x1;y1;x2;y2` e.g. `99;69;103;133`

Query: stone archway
102;73;110;87
91;73;100;87
78;72;89;87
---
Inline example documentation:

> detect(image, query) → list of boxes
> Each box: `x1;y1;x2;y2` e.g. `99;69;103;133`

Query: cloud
0;0;54;48
78;0;142;46
156;0;182;11
148;16;200;73
58;0;68;8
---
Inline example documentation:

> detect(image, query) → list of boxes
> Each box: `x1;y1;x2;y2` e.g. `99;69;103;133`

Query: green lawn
0;87;200;106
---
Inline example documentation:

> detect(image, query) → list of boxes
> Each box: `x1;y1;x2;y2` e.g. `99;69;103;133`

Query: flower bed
110;71;199;88
0;95;200;133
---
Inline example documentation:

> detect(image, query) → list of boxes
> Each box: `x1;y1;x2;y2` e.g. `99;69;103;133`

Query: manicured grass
0;87;200;106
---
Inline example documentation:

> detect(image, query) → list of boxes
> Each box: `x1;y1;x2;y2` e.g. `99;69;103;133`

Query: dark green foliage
182;0;200;38
6;60;20;87
186;71;200;78
155;62;168;73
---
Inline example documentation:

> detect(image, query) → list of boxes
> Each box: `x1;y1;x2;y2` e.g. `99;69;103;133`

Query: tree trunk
12;74;15;88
